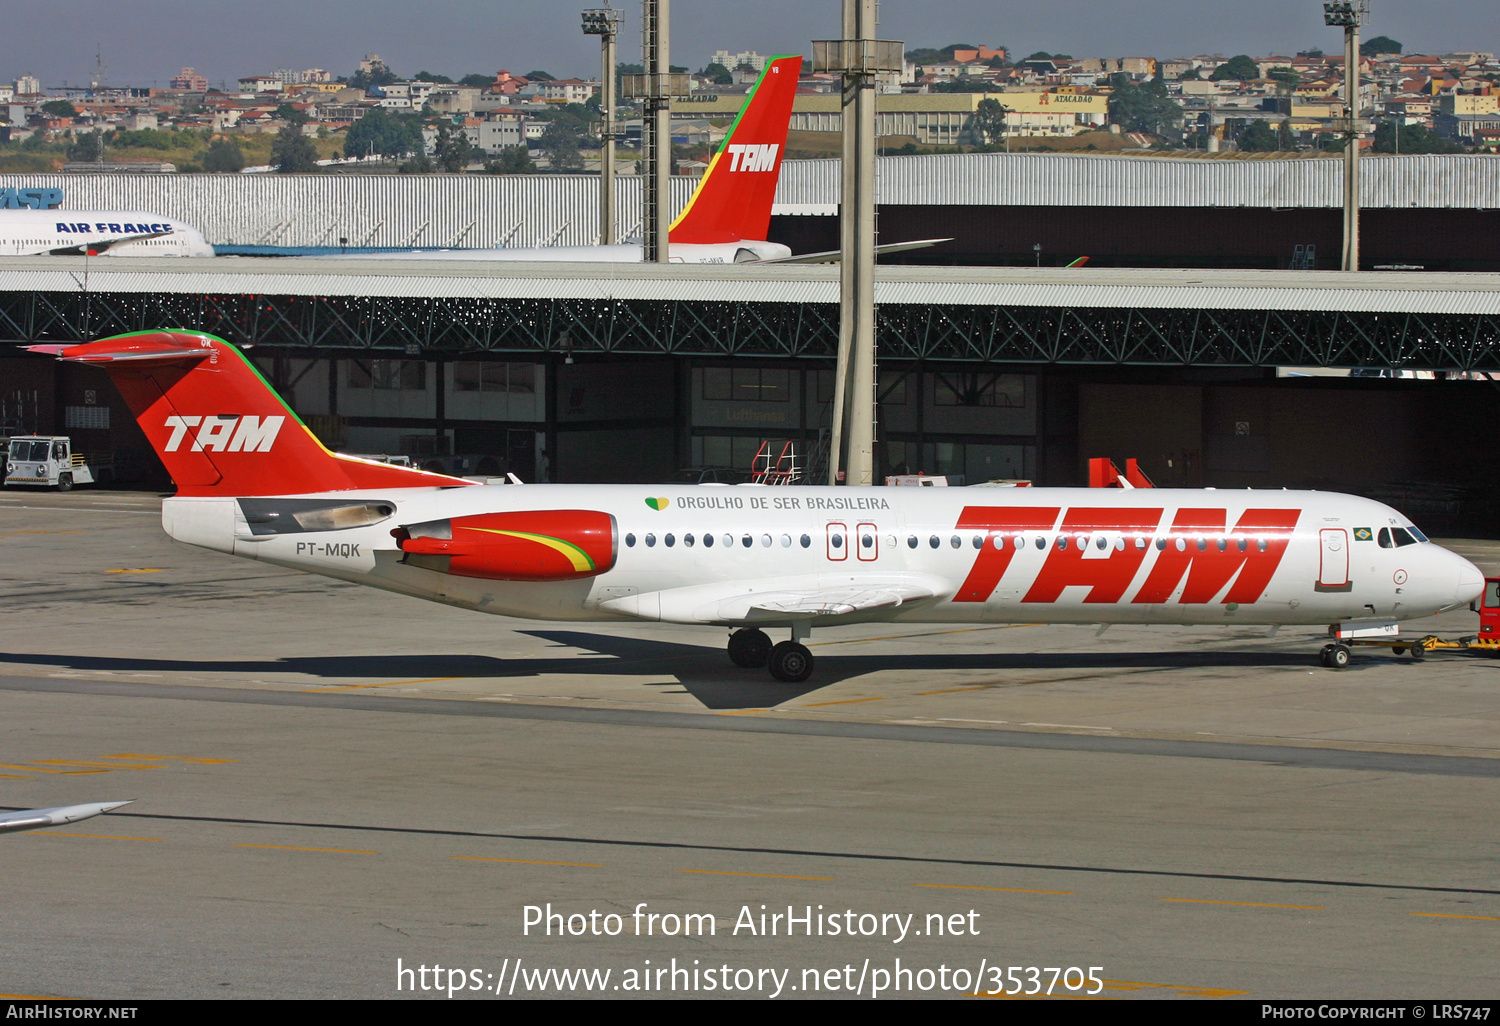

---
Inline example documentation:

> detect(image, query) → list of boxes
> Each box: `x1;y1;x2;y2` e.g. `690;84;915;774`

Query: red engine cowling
394;510;616;582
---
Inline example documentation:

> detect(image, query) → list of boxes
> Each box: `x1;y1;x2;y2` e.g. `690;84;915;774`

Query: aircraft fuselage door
1319;528;1349;587
826;522;848;561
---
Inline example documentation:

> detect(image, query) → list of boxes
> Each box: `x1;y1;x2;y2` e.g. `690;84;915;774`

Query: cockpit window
1378;528;1392;549
1379;527;1419;549
1391;527;1417;547
1408;526;1429;543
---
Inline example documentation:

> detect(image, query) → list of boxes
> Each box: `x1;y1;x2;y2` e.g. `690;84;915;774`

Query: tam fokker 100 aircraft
0;210;214;257
32;330;1485;681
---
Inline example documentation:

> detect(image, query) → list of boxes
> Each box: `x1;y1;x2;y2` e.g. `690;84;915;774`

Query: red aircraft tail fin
34;331;470;497
668;55;802;246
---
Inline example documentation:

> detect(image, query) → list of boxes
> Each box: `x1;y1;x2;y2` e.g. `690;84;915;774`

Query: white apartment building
710;50;767;72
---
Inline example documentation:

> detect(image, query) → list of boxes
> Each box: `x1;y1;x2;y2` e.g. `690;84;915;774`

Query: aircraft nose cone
1456;557;1484;603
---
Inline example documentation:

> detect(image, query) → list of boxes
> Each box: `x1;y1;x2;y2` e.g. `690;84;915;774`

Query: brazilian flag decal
1354;527;1373;541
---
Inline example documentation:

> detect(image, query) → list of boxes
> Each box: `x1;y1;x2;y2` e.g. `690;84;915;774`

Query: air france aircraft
34;329;1485;682
0;210;214;257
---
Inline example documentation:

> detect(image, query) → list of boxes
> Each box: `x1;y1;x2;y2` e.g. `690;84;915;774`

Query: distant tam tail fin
668;55;802;246
34;331;471;496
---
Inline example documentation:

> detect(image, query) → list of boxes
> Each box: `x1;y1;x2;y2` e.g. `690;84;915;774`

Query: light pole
621;1;690;262
581;8;621;245
814;5;903;486
1324;0;1367;272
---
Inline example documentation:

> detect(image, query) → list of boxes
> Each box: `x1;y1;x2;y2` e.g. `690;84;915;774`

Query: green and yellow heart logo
645;497;670;511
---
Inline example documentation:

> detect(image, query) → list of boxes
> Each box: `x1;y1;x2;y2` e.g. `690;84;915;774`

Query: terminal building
1;157;1499;529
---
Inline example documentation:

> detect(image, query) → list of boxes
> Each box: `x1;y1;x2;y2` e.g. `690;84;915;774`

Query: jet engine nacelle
394;510;616;582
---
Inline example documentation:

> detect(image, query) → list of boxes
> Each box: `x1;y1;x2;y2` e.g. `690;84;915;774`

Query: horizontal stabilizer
30;334;215;366
762;238;954;264
0;799;134;835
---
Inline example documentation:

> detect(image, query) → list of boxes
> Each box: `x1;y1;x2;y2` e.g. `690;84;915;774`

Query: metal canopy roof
4;257;1500;317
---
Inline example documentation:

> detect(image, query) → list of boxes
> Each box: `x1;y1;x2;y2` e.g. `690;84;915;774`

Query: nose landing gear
1319;643;1352;669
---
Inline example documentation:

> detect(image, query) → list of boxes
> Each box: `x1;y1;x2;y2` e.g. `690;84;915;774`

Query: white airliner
344;56;940;266
0;209;214;257
30;329;1485;682
339;56;805;265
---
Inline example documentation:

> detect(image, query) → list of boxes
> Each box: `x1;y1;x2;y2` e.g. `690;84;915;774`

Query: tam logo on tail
727;144;779;172
164;414;284;453
667;55;801;246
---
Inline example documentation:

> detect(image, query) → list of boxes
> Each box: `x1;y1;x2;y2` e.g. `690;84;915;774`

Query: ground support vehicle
1323;576;1500;666
4;436;112;490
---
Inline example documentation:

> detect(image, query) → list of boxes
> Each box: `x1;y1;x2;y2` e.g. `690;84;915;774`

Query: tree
971;97;1007;145
66;129;103;162
40;99;78;118
1372;121;1465;154
539;123;583;172
344;107;424;158
349;59;397;90
524;70;555;81
1238;120;1282;151
1210;54;1261;81
433;122;473;172
271;126;318;172
274;102;309;127
459;73;495;89
413;70;454;83
1107;76;1184;135
1362;36;1402;56
398;151;433;173
699;63;732;85
202;138;245;172
1267;67;1302;93
933;77;1000;93
484;146;534;174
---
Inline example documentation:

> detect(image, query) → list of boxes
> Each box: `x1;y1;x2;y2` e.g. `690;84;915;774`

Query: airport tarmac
1;490;1497;999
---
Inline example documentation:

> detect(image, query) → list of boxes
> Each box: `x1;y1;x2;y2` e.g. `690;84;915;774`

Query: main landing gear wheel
727;628;772;668
1320;643;1352;669
768;641;814;683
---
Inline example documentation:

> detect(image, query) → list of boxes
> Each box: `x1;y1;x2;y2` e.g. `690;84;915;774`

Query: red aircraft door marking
826;521;848;561
1132;508;1300;605
856;522;878;561
1022;508;1164;604
952;506;1062;603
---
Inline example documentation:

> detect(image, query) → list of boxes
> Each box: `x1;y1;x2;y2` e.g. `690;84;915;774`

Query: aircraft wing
735;581;940;620
761;238;953;264
0;800;134;835
597;572;952;625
